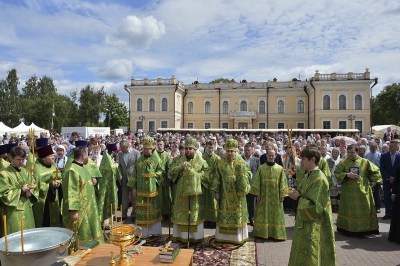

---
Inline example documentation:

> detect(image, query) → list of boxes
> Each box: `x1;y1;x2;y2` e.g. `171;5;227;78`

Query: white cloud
105;15;166;51
0;0;399;99
96;59;134;80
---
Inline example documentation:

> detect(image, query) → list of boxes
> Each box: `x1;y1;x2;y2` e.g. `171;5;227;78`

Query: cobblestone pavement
126;206;400;266
255;207;400;266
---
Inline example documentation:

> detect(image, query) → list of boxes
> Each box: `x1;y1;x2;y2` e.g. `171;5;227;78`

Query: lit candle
120;204;122;227
110;204;113;228
3;215;8;253
20;217;24;254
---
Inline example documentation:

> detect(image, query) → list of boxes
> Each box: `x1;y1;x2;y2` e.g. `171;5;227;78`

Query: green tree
21;75;58;129
0;69;21;127
103;93;129;129
209;78;232;84
78;85;106;126
372;83;400;126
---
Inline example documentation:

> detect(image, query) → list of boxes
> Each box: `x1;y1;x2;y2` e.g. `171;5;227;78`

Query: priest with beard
170;137;209;243
32;140;62;227
128;137;164;239
211;138;252;245
62;145;103;244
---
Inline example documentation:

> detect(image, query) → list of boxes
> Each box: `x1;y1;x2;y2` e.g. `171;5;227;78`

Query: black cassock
389;165;400;244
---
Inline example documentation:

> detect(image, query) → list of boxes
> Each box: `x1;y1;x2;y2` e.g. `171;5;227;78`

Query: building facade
126;69;376;134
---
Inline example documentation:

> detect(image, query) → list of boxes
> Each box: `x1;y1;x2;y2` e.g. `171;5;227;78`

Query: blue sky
1;0;399;106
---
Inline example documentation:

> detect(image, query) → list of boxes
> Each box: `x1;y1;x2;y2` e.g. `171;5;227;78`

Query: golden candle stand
283;124;297;195
27;128;37;189
104;205;142;265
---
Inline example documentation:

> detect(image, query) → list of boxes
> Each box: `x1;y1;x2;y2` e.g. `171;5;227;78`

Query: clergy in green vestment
295;154;333;189
0;146;39;235
334;144;382;237
202;140;220;227
289;147;337;266
32;144;62;227
155;138;171;216
128;137;164;238
62;146;104;245
64;141;102;194
170;137;209;243
211;139;252;245
250;149;288;240
98;143;120;223
0;144;10;171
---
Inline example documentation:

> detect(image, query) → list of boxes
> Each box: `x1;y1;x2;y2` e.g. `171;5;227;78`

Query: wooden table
72;244;194;266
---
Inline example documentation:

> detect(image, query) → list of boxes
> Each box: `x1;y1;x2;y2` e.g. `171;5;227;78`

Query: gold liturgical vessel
104;205;142;265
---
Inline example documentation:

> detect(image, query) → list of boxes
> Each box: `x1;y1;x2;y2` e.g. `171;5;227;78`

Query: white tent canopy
372;125;400;138
10;122;30;134
9;122;49;137
0;122;13;134
28;123;50;136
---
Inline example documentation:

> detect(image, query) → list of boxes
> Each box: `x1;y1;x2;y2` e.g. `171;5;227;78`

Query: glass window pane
323;95;330;110
339;95;346;110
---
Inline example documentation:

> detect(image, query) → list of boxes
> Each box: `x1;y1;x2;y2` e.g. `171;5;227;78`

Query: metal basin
0;227;73;266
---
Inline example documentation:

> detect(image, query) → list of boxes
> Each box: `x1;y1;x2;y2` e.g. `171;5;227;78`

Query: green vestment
211;154;251;236
250;163;288;240
202;152;220;222
62;162;104;244
334;156;382;234
0;157;10;171
170;152;209;236
289;168;337;266
295;157;333;189
127;151;163;227
24;151;35;173
32;159;62;227
0;164;39;235
156;150;170;215
98;153;120;222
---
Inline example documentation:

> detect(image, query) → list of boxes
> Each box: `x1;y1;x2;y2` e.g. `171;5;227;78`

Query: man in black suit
260;142;283;166
380;140;400;220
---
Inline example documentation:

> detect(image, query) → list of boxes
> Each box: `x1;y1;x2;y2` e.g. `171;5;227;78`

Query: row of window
137;94;363;113
187;122;305;129
188;100;305;114
136;120;362;131
323;120;363;132
136;121;168;132
323;95;362;110
136;98;168;112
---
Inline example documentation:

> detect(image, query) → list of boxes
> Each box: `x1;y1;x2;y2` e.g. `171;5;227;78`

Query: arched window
323;95;330;110
137;98;142;111
278;100;284;113
223;101;228;114
162;98;167;111
149;98;155;111
297;100;304;113
339;95;346;110
259;101;265;114
188;102;193;114
205;101;211;114
240;100;247;111
355;95;362;110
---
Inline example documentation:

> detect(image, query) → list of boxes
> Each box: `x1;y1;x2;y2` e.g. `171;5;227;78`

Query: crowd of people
0;126;400;265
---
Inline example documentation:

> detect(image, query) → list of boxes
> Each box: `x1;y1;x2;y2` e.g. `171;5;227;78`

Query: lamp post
348;114;356;129
139;115;145;132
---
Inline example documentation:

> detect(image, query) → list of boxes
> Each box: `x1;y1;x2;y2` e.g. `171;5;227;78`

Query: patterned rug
141;235;255;265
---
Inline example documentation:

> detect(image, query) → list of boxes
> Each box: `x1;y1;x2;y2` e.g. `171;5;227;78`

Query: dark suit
380;151;400;216
260;152;283;166
242;155;260;221
118;148;141;218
